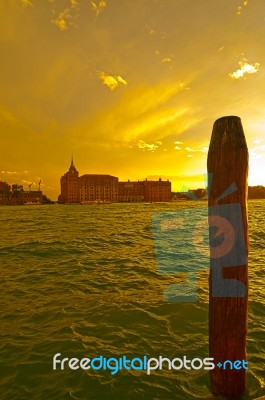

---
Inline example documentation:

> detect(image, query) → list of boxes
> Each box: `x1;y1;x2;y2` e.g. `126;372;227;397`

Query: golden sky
1;0;265;199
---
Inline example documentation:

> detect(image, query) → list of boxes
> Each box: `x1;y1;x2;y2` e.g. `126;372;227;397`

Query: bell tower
59;156;79;203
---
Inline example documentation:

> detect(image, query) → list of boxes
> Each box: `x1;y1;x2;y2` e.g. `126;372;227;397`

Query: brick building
118;179;171;202
13;191;42;205
142;178;172;202
58;159;119;203
0;181;11;205
0;181;42;205
59;158;79;203
59;159;172;203
79;174;119;203
118;181;145;202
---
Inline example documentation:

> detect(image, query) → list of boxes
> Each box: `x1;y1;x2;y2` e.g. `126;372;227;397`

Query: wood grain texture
207;116;249;398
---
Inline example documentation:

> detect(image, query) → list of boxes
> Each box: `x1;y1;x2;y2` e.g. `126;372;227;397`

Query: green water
0;201;264;399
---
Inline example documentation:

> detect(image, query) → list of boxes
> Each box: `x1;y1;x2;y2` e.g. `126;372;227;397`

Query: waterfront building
0;181;42;205
59;160;118;203
15;191;42;205
118;179;171;202
59;158;79;203
0;181;11;205
79;174;119;203
118;180;145;202
142;178;172;202
59;159;172;203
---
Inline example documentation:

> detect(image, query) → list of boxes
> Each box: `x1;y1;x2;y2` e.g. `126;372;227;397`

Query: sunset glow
1;0;265;199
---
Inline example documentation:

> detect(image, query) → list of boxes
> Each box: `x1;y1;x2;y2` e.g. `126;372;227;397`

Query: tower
59;157;79;203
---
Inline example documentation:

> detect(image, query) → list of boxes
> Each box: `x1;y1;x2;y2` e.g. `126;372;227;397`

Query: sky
0;0;265;200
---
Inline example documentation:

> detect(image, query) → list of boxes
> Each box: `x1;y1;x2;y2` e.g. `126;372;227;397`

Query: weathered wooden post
207;116;249;398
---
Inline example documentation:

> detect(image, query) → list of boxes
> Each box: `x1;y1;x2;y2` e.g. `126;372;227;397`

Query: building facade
59;160;172;203
118;179;171;202
79;174;119;203
0;181;11;205
142;178;172;202
118;181;145;202
0;181;42;205
59;158;79;203
58;160;119;203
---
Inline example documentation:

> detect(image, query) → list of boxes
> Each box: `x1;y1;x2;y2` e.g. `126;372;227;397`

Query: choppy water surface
0;201;264;400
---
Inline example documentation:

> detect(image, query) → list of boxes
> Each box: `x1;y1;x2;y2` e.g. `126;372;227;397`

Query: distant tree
11;184;24;204
12;184;24;194
248;185;265;199
172;186;265;201
193;188;207;199
42;195;54;204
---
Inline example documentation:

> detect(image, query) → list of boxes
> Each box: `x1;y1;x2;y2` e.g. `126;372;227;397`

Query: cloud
229;58;259;79
20;0;33;7
184;146;209;153
162;57;172;63
237;0;249;15
70;0;79;7
51;1;79;31
72;79;198;152
155;50;175;66
52;8;72;31
98;71;128;90
22;179;34;186
156;54;177;70
174;140;183;150
179;82;191;91
1;170;18;175
137;140;162;152
91;0;107;17
185;146;195;152
1;171;46;191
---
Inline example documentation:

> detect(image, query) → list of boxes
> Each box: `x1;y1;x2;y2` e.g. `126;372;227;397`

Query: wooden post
207;116;249;398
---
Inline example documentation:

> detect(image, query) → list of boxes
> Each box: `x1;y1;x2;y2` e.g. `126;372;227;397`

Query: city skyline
1;0;265;200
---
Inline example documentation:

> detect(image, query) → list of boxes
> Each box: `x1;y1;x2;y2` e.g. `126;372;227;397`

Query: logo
152;174;247;302
53;354;248;374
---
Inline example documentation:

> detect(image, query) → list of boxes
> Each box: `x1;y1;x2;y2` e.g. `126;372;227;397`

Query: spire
69;154;78;173
70;153;75;168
